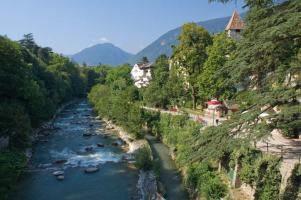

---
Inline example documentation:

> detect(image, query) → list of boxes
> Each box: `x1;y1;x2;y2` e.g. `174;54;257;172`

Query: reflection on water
11;100;138;200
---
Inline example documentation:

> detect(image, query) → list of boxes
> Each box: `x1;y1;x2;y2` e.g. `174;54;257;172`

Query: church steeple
225;10;244;40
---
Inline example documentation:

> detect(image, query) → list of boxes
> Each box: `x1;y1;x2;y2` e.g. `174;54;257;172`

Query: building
205;99;226;118
225;10;244;40
130;62;153;88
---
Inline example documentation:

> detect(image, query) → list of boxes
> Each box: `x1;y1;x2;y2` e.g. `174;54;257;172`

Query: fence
256;142;301;163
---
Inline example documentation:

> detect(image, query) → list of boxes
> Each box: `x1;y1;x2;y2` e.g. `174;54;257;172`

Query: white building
131;62;153;88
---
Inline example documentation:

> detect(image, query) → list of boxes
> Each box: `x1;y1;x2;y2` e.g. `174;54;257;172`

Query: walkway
142;106;301;194
141;106;226;126
257;129;301;191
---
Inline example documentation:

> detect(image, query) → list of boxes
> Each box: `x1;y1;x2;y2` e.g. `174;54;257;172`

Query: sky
0;0;246;55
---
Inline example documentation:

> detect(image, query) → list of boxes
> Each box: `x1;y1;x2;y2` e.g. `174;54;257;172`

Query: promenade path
142;106;301;194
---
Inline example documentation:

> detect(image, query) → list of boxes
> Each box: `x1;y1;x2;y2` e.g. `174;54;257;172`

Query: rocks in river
103;135;108;139
38;163;52;168
89;124;94;127
56;175;65;180
95;116;101;120
84;167;99;173
83;133;92;137
54;159;67;164
121;154;134;162
112;139;124;147
85;146;93;152
97;143;104;147
52;170;64;176
106;125;114;130
111;142;119;146
40;139;49;143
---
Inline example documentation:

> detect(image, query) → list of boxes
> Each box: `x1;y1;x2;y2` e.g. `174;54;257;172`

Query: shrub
254;156;281;200
282;164;301;200
185;162;227;200
135;147;153;171
0;150;26;200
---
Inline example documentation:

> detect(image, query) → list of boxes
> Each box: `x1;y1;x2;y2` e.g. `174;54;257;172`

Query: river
11;101;138;200
146;134;188;200
11;100;187;200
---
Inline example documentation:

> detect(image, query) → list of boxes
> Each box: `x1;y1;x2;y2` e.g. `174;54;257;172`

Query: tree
141;56;149;63
208;0;274;8
142;55;170;108
19;33;37;53
135;147;153;170
193;0;301;159
198;33;237;101
171;23;212;109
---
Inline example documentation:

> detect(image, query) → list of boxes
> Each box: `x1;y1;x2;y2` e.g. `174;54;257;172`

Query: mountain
71;43;133;66
129;14;245;64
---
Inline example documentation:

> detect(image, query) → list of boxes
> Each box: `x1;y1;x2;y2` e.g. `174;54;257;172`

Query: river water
146;134;188;200
11;101;138;200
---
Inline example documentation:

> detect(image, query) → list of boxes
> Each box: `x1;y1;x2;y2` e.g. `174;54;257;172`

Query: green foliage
105;64;132;86
0;101;31;149
234;151;282;200
0;151;26;200
0;34;90;199
198;33;237;101
134;147;153;171
185;162;227;200
239;149;262;185
254;156;281;200
142;111;228;199
141;55;170;108
88;65;143;139
172;23;212;109
0;35;88;146
282;164;301;200
208;0;274;8
219;0;301;138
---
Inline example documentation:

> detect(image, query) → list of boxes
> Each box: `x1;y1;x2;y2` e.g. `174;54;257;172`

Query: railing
256;142;301;162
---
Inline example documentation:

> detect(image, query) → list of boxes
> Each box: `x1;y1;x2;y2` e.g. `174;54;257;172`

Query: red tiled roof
225;10;244;31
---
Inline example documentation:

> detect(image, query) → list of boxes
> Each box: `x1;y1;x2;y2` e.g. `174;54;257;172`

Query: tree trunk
191;86;196;110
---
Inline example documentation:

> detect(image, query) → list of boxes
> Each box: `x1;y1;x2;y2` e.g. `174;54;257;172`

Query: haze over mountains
72;14;244;66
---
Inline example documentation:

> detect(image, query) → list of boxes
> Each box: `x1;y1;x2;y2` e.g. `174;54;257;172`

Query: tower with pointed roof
225;11;244;40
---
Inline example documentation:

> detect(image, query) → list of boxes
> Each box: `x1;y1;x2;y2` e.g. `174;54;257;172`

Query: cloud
98;37;109;43
87;37;110;47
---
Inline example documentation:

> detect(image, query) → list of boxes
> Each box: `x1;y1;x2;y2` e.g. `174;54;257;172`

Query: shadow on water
145;134;188;200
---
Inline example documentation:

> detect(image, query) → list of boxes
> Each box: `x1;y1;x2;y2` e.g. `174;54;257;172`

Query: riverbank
26;99;80;161
1;100;81;200
102;119;147;154
101;118;165;200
